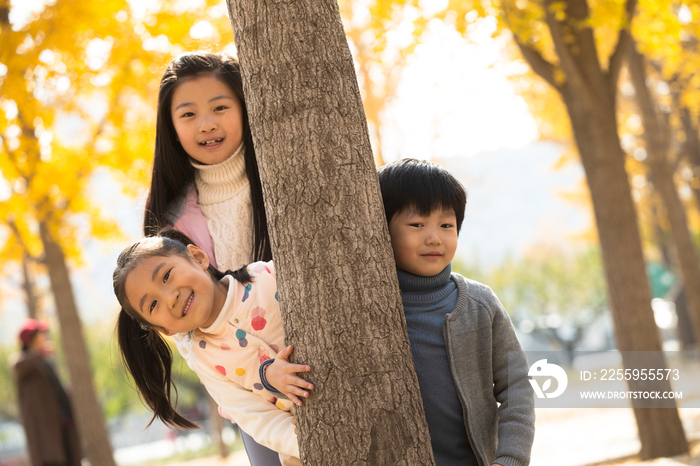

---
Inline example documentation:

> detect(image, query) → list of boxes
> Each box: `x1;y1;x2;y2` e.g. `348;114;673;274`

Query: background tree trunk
650;201;696;349
226;1;436;464
677;106;700;211
21;255;40;320
513;0;688;457
561;89;688;459
627;43;700;345
39;221;116;466
206;394;228;459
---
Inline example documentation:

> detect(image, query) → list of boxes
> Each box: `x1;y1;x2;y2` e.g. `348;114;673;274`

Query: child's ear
186;244;210;270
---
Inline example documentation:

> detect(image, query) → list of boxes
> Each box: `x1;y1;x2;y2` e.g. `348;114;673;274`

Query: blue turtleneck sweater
398;264;479;466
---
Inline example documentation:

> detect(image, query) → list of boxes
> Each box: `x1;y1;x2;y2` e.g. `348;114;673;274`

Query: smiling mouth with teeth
200;138;223;146
183;293;194;317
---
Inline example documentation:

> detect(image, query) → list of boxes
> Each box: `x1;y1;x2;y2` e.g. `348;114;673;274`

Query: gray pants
240;429;283;466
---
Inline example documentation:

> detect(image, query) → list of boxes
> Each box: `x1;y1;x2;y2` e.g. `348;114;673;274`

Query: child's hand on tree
265;345;314;406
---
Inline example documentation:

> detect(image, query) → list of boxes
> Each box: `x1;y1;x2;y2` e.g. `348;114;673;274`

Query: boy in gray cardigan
377;158;535;466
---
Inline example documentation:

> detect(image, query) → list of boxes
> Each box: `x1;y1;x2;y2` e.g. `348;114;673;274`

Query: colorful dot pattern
190;261;291;412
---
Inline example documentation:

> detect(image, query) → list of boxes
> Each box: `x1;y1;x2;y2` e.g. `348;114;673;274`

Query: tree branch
511;33;560;91
0;1;9;26
605;0;637;100
5;217;44;263
502;5;560;91
543;0;593;101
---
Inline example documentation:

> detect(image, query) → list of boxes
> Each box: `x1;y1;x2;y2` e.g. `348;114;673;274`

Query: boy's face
388;207;458;277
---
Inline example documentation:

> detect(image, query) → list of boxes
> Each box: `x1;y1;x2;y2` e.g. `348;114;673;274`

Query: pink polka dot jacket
191;261;292;413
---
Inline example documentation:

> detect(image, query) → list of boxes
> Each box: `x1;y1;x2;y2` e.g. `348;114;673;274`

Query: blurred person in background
11;319;81;466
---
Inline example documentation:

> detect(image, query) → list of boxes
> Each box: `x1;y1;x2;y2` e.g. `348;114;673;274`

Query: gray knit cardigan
445;272;535;466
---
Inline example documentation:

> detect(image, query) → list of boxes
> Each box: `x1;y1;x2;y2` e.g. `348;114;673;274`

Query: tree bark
512;0;688;458
39;221;116;466
21;255;40;320
627;43;700;346
225;1;435;464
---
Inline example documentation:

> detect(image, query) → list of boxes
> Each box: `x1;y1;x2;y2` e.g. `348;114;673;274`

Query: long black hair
113;229;251;429
143;51;271;262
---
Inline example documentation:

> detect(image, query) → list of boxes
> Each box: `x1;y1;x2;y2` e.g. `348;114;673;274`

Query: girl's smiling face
171;74;244;165
123;245;227;335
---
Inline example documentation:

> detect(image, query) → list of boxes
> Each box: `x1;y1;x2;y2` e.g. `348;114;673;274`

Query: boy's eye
442;223;454;229
163;270;170;283
409;223;423;228
150;300;157;313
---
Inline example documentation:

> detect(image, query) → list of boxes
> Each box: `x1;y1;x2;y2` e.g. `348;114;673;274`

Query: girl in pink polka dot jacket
113;230;312;466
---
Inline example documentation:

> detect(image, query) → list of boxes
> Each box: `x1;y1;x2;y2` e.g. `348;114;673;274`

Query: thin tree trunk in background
674;287;696;348
206;394;228;458
39;221;116;466
21;255;40;320
226;1;435;464
678;106;700;212
513;0;688;457
650;201;673;267
628;43;700;346
650;201;696;349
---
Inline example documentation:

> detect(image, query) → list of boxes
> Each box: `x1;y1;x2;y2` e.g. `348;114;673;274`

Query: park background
1;0;700;464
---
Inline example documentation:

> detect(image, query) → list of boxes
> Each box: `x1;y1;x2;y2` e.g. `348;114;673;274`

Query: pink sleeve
173;188;218;269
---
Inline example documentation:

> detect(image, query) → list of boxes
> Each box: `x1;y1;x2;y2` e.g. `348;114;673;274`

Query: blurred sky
0;4;588;343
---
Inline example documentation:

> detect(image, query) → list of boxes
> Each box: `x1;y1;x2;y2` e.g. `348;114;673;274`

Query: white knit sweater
191;143;255;271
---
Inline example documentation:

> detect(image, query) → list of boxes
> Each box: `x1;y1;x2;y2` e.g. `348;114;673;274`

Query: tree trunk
39;221;116;466
650;200;673;268
677;106;700;211
560;88;688;458
206;393;228;458
511;0;687;457
673;286;696;349
650;201;696;349
627;43;700;346
225;1;435;464
21;255;40;320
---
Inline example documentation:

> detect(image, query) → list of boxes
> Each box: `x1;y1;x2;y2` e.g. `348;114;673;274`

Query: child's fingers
287;393;303;406
276;345;294;361
297;380;314;390
284;363;311;373
285;374;314;390
285;385;311;406
289;384;309;397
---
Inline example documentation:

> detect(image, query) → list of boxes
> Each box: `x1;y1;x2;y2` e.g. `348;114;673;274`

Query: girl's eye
150;301;157;313
180;112;195;118
214;105;228;111
163;270;170;283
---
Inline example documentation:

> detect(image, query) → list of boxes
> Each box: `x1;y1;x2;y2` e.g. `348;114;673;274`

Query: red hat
18;319;49;346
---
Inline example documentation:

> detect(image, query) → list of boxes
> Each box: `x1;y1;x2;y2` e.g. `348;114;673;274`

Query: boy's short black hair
377;158;467;232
